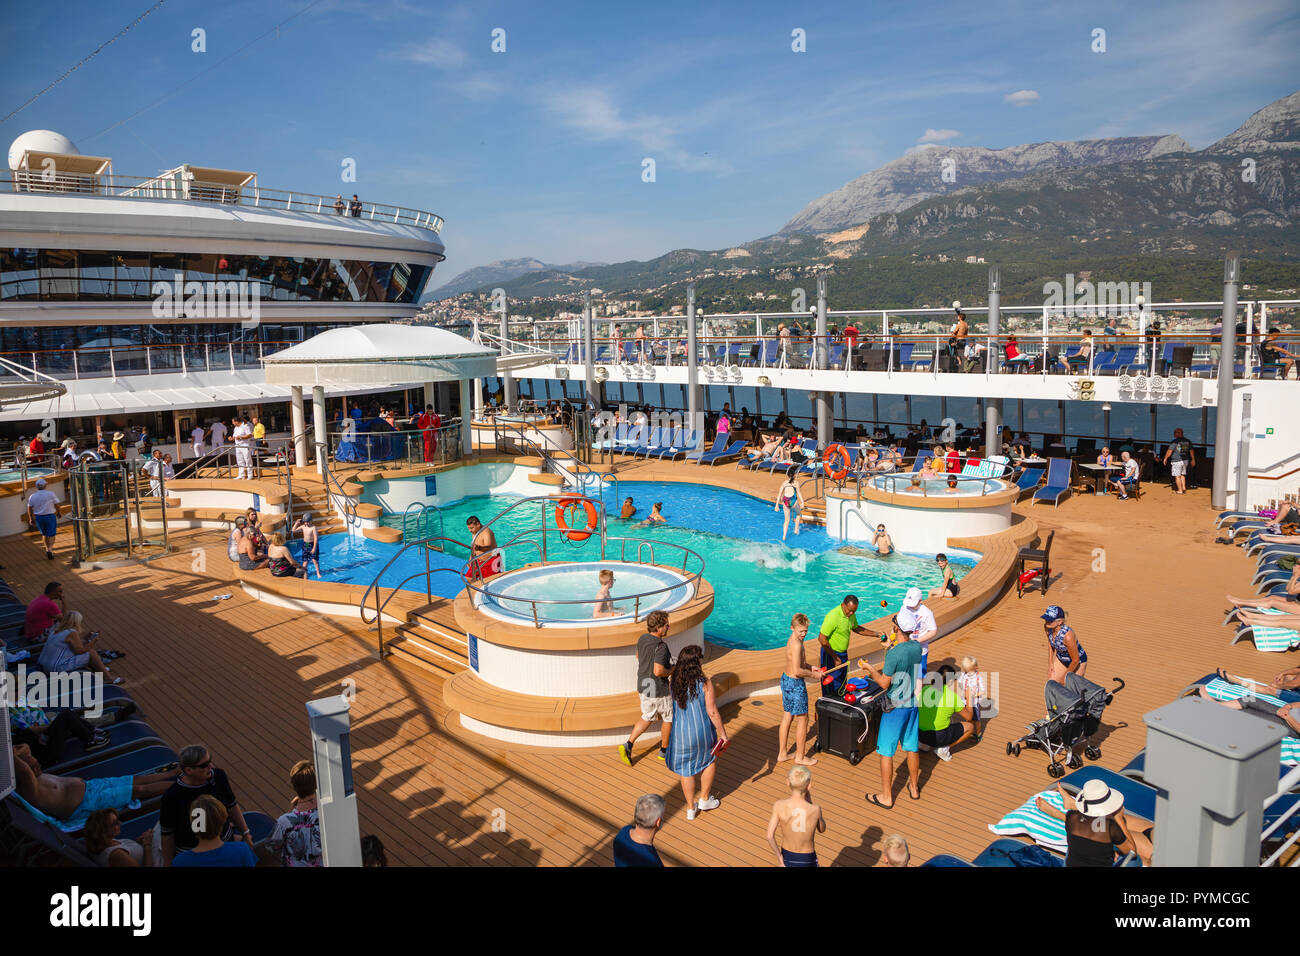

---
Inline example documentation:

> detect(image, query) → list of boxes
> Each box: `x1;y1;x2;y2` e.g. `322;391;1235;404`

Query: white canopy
261;324;498;386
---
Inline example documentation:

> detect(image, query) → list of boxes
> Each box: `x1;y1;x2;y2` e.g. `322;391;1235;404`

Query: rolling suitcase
811;689;883;765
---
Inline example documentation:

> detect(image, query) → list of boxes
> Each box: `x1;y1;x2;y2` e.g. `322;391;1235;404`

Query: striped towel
1203;679;1300;765
989;789;1068;852
1203;678;1287;708
1248;624;1300;653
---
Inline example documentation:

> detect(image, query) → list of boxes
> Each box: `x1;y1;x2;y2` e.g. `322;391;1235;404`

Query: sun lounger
1233;615;1300;653
1031;458;1073;508
990;767;1155;858
686;433;727;463
699;438;749;466
656;429;699;460
1015;466;1046;496
45;720;168;775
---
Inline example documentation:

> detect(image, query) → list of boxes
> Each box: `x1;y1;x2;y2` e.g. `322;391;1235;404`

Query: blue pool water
311;481;974;650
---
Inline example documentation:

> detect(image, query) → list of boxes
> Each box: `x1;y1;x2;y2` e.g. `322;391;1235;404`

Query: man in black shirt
1162;427;1195;495
160;744;255;864
618;610;673;766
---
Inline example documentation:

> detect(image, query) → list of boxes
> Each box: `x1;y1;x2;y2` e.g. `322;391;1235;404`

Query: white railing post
73;351;79;380
1245;301;1255;379
205;343;211;373
109;349;116;381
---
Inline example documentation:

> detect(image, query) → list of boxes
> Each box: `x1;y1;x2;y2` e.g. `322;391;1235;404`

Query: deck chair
1014;466;1046;498
1233;610;1300;653
687;433;728;463
1017;530;1054;597
990;767;1154;859
649;428;683;459
699;438;749;466
45;720;168;774
1031;459;1072;508
0;797;98;866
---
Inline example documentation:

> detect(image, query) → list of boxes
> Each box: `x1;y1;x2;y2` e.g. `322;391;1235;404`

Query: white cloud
390;37;467;69
1004;89;1040;108
917;128;960;143
541;85;731;174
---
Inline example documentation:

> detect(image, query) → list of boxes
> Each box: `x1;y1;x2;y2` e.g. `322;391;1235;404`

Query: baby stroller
1006;674;1125;778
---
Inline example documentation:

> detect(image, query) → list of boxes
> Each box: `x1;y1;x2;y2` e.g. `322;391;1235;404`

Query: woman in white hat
1035;780;1152;866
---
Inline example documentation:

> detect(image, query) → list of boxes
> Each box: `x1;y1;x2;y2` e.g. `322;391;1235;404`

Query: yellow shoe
618;742;632;766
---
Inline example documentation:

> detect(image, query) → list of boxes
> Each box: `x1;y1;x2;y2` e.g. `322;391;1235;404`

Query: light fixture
1101;402;1112;412
594;367;609;382
758;375;771;386
952;300;961;310
1135;294;1145;310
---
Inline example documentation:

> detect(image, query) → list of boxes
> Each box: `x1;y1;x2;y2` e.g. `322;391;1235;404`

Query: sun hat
1041;605;1065;623
903;587;922;609
1074;778;1124;818
112;431;124;440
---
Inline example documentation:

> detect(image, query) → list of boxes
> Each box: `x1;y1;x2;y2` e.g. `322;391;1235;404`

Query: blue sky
2;0;1296;282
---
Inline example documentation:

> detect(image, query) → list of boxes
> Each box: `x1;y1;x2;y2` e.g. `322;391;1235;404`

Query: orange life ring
823;443;851;481
555;495;599;542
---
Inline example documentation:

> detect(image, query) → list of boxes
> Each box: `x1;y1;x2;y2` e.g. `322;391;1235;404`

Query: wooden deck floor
4;464;1291;867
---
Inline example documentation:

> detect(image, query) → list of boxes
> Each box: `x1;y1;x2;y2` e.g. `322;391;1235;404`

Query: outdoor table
1079;462;1120;495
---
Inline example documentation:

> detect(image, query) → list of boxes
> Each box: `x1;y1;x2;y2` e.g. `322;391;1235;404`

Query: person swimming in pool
634;502;666;529
928;553;960;599
871;524;894;555
945;475;960;493
774;477;803;541
619;497;637;519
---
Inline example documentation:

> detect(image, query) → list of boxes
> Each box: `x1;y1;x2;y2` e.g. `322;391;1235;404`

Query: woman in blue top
665;645;727;821
1042;605;1087;684
173;795;257;868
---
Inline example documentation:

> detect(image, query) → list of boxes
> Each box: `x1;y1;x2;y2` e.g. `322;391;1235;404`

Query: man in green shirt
818;595;876;697
918;680;975;762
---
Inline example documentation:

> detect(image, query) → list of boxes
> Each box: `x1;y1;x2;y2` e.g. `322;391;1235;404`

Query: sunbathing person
1227;564;1300;610
1035;780;1153;867
1209;666;1300;703
1237;608;1300;631
1194;687;1300;735
12;742;175;829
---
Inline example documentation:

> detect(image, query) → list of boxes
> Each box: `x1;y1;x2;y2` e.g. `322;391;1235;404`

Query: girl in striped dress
665;645;728;820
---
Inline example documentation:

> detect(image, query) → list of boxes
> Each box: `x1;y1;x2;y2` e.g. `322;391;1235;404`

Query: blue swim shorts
780;673;809;716
66;774;135;830
876;706;920;758
35;513;58;538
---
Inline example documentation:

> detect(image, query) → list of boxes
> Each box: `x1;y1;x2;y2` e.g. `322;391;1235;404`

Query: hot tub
0;466;55;484
475;561;695;627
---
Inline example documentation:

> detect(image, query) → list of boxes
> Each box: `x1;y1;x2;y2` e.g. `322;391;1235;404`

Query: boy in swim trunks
765;764;825;867
871;525;894;555
292;514;321;577
12;743;175;830
778;613;823;765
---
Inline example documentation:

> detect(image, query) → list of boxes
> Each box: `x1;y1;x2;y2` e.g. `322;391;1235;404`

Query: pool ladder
402;501;446;548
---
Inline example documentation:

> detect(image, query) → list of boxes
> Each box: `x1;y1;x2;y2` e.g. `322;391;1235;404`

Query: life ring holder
823;443;851;482
555;495;599;542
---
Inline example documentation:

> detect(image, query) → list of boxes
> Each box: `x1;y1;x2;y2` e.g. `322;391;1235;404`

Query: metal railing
401;501;445;546
358;534;473;656
315;441;361;531
1261;763;1300;866
327;421;463;469
0;340;298;383
3;169;444;233
457;494;707;628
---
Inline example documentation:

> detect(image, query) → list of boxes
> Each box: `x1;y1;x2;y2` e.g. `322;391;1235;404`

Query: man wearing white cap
1035;779;1152;866
26;478;60;560
898;587;938;679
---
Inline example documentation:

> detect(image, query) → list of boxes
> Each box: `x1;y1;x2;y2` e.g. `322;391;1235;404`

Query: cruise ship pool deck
4;455;1292;866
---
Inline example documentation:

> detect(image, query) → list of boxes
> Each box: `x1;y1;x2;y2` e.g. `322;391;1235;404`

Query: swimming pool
871;475;1010;496
0;467;55;483
314;481;973;650
475;561;695;626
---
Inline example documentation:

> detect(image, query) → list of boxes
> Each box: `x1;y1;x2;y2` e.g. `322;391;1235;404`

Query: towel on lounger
989;789;1068;853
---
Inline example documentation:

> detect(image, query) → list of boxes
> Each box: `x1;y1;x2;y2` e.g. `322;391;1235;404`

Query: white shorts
639;693;672;723
1171;461;1187;478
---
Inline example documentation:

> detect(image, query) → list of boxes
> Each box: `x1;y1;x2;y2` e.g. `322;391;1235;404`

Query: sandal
866;793;893;810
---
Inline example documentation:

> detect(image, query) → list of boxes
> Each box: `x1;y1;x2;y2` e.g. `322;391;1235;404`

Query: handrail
2;169;444;233
316;440;361;531
1260;763;1300;866
359;533;475;654
401;500;446;546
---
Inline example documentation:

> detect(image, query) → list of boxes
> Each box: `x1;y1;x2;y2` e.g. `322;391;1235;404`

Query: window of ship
0;249;434;303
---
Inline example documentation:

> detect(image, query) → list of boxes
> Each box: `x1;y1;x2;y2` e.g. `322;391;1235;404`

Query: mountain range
422;257;606;301
446;90;1300;305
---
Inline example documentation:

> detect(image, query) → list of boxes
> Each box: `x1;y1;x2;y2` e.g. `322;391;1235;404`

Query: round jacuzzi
475;560;695;627
870;475;1011;496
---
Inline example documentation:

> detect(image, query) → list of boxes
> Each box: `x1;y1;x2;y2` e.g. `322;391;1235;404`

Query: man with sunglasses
160;744;255;865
